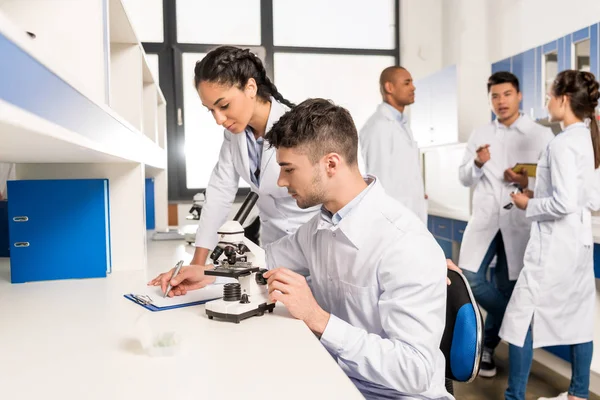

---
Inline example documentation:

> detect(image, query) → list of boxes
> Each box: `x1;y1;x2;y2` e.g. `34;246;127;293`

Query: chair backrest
440;269;483;383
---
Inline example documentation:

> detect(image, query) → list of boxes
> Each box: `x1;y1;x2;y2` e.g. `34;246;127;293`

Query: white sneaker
538;393;568;400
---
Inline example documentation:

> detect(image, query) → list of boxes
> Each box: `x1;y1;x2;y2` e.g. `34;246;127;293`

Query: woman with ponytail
500;70;600;400
149;46;319;293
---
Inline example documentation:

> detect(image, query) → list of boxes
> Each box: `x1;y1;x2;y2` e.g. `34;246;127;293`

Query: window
131;1;399;201
543;51;558;103
176;0;261;45
273;0;395;50
574;39;591;72
274;53;394;130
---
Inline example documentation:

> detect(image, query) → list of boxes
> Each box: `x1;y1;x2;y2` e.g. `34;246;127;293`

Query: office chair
440;269;484;395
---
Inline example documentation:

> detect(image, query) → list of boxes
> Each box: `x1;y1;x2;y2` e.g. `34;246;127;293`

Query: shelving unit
0;0;168;272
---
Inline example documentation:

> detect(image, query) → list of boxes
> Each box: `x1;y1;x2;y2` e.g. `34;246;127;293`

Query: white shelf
0;0;106;104
0;99;164;165
110;43;143;131
108;0;138;44
0;2;166;167
142;83;158;142
157;102;167;149
0;0;168;271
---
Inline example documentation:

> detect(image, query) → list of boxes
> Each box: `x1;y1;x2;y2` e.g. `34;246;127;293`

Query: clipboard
512;163;537;177
124;284;224;312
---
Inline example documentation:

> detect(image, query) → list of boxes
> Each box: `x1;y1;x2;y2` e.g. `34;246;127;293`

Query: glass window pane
543;52;558;105
177;0;261;45
182;53;249;189
145;53;159;84
273;0;395;49
274;53;395;131
121;0;164;43
575;40;591;72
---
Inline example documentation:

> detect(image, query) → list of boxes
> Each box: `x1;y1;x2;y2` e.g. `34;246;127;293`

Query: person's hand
523;189;534;199
510;192;529;210
264;268;330;335
446;259;462;285
504;168;528;188
147;264;215;297
474;144;491;168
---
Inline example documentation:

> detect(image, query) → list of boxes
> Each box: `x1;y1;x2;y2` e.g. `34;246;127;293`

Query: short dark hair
487;71;520;93
265;98;358;165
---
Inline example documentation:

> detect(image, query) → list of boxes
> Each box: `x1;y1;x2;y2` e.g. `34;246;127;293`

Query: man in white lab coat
360;66;427;224
458;72;554;378
160;99;452;400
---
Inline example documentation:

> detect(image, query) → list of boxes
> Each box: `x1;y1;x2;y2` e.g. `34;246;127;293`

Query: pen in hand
164;260;184;298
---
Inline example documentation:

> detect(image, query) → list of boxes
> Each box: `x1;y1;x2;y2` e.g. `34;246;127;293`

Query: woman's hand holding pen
147;264;216;297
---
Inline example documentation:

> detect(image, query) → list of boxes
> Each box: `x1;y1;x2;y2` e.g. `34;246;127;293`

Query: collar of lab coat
378;102;407;124
264;97;289;139
494;113;537;135
238;97;288;141
315;175;382;249
237;98;288;188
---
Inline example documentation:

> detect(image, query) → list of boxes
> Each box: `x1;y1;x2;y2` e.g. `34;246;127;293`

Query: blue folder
8;179;111;283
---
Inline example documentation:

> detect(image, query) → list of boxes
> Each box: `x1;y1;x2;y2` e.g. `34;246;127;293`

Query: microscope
204;192;274;323
186;191;205;221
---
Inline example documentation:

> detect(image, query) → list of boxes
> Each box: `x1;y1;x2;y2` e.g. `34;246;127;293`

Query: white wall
442;0;491;142
488;0;600;63
399;0;443;79
401;0;490;142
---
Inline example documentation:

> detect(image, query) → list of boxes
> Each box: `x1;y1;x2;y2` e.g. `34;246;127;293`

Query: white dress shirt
265;176;452;400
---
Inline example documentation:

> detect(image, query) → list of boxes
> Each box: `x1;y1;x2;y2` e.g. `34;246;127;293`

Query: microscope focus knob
255;269;268;285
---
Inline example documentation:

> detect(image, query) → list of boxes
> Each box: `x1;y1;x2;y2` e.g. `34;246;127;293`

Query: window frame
142;0;400;202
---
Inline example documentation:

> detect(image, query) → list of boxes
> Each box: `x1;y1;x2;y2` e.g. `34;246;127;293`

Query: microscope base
206;302;275;324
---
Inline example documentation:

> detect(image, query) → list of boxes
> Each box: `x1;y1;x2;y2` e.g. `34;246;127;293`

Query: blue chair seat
441;269;484;383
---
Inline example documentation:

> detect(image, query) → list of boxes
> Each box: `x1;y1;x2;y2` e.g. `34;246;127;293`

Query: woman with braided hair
149;46;320;292
500;70;600;400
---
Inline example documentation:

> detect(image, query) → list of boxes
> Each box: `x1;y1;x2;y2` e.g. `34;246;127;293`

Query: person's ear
383;81;394;95
324;153;341;176
245;78;258;99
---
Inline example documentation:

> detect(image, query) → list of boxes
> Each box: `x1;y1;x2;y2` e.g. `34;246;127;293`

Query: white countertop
0;240;363;400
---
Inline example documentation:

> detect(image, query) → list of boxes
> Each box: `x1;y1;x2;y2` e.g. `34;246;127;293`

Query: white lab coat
500;122;598;347
458;116;554;280
265;177;452;400
360;103;427;224
195;99;319;250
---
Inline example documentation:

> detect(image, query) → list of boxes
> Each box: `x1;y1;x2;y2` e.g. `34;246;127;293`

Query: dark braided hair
194;46;294;109
553;70;600;168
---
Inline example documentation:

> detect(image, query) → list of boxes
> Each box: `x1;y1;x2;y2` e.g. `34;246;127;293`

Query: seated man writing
150;98;452;400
